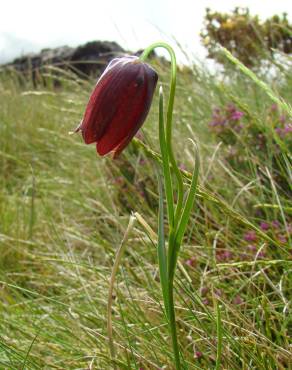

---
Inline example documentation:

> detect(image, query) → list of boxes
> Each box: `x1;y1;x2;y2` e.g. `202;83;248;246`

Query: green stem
168;270;181;370
141;43;183;370
157;169;170;318
157;87;171;319
140;43;184;224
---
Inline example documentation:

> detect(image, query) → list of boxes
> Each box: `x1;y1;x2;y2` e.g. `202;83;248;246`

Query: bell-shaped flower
75;55;158;157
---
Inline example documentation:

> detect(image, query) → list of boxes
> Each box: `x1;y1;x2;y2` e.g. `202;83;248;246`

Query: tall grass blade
107;215;136;368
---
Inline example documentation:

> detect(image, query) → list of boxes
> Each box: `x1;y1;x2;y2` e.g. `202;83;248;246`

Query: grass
0;52;291;369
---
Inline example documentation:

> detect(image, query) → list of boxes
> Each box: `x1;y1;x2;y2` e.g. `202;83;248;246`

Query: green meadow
0;52;291;369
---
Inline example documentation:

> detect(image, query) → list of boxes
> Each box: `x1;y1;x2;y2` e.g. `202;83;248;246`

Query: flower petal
96;65;157;155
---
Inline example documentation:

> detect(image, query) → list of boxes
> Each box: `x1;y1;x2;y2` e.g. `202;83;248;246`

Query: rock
2;40;162;87
70;41;125;76
5;40;126;78
8;46;75;74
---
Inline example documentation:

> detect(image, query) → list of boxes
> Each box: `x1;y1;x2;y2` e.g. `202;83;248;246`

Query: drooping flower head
75;56;158;157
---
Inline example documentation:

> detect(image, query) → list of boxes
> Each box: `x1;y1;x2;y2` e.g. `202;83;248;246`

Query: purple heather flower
284;123;292;134
244;230;257;242
202;298;210;306
272;220;280;229
185;256;197;267
216;250;233;262
278;234;287;244
139;158;147;165
270;103;278;111
223;250;232;260
279;115;287;124
255;209;262;217
275;127;284;137
231;110;244;121
195;351;203;359
257;250;266;259
276;124;292;138
209;118;226;127
260;222;270;231
247;244;257;252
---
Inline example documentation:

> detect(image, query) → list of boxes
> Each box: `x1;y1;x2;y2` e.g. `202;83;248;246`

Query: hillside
0;49;291;369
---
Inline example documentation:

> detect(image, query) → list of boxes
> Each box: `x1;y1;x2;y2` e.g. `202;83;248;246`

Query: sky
0;0;291;64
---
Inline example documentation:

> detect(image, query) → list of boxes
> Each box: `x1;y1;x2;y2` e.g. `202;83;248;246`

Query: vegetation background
0;7;291;370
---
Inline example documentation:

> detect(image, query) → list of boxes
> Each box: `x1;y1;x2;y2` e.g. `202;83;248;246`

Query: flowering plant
75;42;200;369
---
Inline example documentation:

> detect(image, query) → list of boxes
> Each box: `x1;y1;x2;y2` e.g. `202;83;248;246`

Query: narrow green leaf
158;86;174;227
175;141;200;248
157;171;169;318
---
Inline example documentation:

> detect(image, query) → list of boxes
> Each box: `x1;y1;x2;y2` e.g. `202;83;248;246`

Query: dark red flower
75;55;158;157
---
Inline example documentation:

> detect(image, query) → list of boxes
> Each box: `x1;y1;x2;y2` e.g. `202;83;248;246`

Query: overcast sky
0;0;291;64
